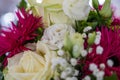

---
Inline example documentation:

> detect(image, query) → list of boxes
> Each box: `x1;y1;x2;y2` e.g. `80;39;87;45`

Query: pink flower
0;8;43;66
82;27;120;79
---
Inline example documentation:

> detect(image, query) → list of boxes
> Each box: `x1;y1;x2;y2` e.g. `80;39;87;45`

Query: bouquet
0;0;120;80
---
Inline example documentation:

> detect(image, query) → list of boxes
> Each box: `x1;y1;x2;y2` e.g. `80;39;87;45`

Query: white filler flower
62;0;90;20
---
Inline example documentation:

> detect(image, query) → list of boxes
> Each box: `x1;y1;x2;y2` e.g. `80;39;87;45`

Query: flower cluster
0;0;120;80
0;8;42;66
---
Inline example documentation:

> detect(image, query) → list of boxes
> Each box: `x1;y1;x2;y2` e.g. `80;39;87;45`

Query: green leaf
50;78;54;80
87;10;112;27
104;73;118;80
0;55;5;71
99;0;112;18
18;0;27;9
75;20;88;33
0;55;5;63
90;75;96;80
35;28;43;42
92;0;99;10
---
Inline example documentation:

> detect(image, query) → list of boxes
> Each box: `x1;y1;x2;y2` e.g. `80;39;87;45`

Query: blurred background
0;0;20;27
0;0;20;16
0;0;120;28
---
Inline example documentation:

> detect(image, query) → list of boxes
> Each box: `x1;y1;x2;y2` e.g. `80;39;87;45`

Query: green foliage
0;55;5;71
50;78;54;80
75;20;88;33
88;11;112;27
0;55;5;80
35;28;44;42
0;71;4;80
99;0;112;18
0;55;5;64
92;0;99;10
89;73;118;80
90;74;96;80
18;0;27;9
75;10;112;33
104;73;118;80
75;0;112;33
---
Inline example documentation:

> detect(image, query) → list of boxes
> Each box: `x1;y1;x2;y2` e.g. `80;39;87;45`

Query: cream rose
62;0;90;20
27;0;74;27
5;41;56;80
41;24;75;50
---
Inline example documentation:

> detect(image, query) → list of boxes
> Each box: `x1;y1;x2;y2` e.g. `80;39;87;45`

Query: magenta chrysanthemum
112;18;120;26
0;8;43;66
82;27;120;79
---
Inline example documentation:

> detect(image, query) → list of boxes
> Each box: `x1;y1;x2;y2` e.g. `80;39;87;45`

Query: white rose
41;24;75;50
62;0;90;20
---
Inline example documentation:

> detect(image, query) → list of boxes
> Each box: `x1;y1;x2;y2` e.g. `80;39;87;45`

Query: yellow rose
5;41;56;80
40;0;64;6
27;0;74;27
